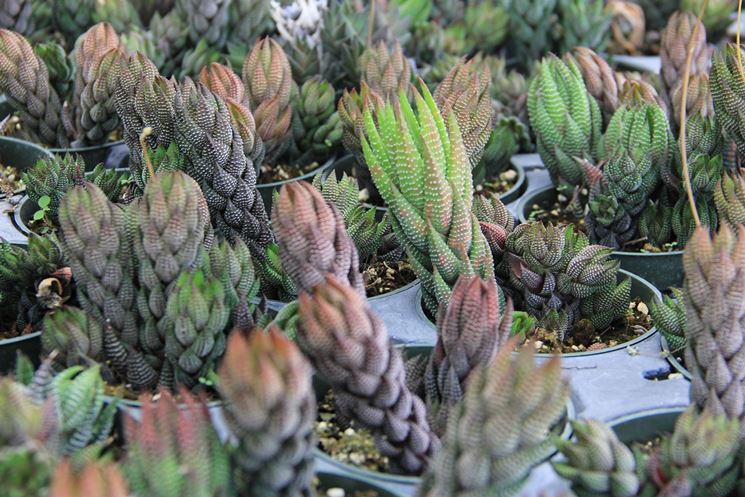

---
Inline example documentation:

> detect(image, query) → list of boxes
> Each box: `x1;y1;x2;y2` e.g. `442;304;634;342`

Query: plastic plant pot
415;268;660;357
660;334;691;380
49;140;130;171
257;157;335;213
311;345;575;490
0;136;53;197
0;94;12;120
517;185;684;291
607;406;686;445
0;331;41;375
316;471;408;497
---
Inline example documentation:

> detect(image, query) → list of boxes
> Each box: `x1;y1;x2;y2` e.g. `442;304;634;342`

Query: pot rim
516;185;685;257
606;405;687;432
0;330;41;346
659;334;691;380
415;268;661;357
315;470;410;497
48;139;126;154
257;156;336;189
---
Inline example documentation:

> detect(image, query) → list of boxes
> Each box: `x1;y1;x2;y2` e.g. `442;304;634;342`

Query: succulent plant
584;87;673;248
272;181;365;296
553;419;644;497
131;170;211;361
124;390;232;497
362;82;494;314
630;0;676;32
175;0;230;48
161;270;229;390
0;234;65;334
91;0;142;34
652;406;740;497
218;327;315;497
48;459;129;497
502;0;558;70
361;41;411;101
288;77;343;166
683;225;745;437
258;243;298;302
681;0;733;40
461;0;508;53
0;29;67;146
0;0;33;34
0;446;53;497
433;57;492;168
638;195;674;248
52;0;95;47
528;54;603;187
34;42;72;99
41;306;103;370
566;47;627;123
204;238;259;328
474;114;530;185
241;37;293;163
711;44;745;157
58;182;138;347
714;171;745;228
504;221;631;341
659;11;711;110
22;155;126;225
297;275;439;475
556;0;612;55
419;340;569;497
419;275;513;436
147;11;189;77
607;0;645;55
30;362;118;456
226;0;273;47
312;171;389;262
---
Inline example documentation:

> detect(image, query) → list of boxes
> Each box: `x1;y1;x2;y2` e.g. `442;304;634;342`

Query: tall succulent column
176;0;231;48
241;37;293;162
58;183;138;346
0;29;67;146
72;22;119;117
715;171;745;228
528;54;603;187
218;327;315;497
199;62;247;105
0;0;33;34
297;275;439;475
362;83;494;314
433;58;492;168
49;460;129;497
684;225;745;439
659;10;710;108
711;44;745;157
132;170;210;360
419;340;569;497
272;181;364;296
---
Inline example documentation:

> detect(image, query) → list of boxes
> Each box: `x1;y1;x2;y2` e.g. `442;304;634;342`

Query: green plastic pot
660;334;691;380
607;407;685;445
312;344;574;488
257;157;335;213
0;136;53;196
0;332;41;374
49;139;129;171
517;186;684;291
416;269;661;357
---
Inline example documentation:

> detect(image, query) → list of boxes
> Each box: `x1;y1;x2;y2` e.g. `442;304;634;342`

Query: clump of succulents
555;406;740;497
681;0;733;40
649;287;686;354
606;0;646;55
361;82;494;315
715;171;745;228
49;459;129;497
43;170;259;395
711;44;745;158
0;22;126;148
0;234;66;335
555;0;612;55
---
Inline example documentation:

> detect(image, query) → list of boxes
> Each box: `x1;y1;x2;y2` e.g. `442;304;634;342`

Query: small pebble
571;345;579;351
501;169;517;181
557;194;567;203
317;421;328;431
327;488;345;497
344;428;355;436
628;302;636;309
636;302;649;315
349;453;365;465
668;373;683;380
533;340;543;350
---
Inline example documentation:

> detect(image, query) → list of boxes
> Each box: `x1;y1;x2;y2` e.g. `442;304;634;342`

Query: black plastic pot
415;269;661;358
0;136;53;197
312;344;574;490
0;94;11;120
328;155;528;220
607;407;685;445
517;186;684;291
49;140;130;171
0;332;41;374
257;157;335;213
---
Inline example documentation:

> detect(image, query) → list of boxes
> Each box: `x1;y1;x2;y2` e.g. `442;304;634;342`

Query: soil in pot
525;194;679;254
363;258;416;298
520;297;653;354
473;168;519;198
316;389;390;473
0;163;22;194
259;160;323;183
